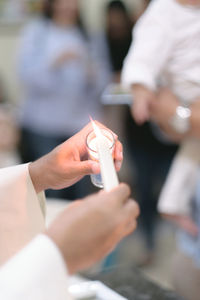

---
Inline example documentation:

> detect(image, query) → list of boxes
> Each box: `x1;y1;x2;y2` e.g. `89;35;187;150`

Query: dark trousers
133;145;175;249
124;109;178;251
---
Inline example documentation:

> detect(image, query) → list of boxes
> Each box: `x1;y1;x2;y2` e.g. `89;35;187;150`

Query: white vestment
0;164;70;300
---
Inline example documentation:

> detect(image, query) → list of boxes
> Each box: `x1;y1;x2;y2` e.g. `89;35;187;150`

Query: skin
150;89;200;235
176;0;200;5
129;0;200;242
150;89;200;141
29;122;139;274
161;213;198;237
47;183;139;274
29;121;123;193
131;84;155;125
131;1;200;126
131;85;200;141
131;86;200;234
52;0;79;27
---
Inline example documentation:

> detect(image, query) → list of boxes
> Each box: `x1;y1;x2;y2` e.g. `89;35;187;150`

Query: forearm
189;105;200;138
160;104;200;140
29;157;50;194
130;84;156;123
131;84;154;97
150;89;200;142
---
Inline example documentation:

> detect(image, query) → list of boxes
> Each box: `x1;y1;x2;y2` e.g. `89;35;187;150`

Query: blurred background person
105;0;133;83
122;0;178;266
17;0;108;200
122;1;200;299
99;0;133;149
97;0;134;269
0;76;19;168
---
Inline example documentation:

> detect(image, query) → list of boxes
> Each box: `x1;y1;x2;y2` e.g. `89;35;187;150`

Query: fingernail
91;161;100;174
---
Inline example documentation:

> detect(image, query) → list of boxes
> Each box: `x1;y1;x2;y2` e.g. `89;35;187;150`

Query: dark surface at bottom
86;265;184;300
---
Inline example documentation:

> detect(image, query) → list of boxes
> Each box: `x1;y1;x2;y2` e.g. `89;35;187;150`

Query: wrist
169;105;191;134
29;158;50;193
132;84;154;103
132;83;153;95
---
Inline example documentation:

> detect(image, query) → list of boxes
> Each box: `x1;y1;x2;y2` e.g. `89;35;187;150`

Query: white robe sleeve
0;234;71;300
0;164;45;265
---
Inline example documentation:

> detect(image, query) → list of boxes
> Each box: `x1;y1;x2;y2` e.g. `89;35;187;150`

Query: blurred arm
121;4;174;123
189;99;200;138
151;89;200;140
121;8;173;91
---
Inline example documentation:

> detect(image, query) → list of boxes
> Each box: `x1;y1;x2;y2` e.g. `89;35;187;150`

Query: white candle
91;121;119;191
88;137;113;161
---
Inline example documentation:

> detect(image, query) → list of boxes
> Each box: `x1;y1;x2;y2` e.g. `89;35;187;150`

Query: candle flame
89;116;102;138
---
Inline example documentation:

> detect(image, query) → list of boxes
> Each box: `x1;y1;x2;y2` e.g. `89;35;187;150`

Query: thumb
103;183;131;206
75;160;100;176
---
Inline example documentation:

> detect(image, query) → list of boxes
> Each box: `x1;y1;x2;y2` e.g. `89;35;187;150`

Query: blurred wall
80;0;141;32
0;0;143;103
0;26;21;103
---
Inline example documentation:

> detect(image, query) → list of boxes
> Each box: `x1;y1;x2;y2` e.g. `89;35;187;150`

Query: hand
52;51;80;69
46;183;140;274
29;122;123;193
162;213;198;237
189;98;200;138
131;84;155;125
150;88;178;124
150;88;184;142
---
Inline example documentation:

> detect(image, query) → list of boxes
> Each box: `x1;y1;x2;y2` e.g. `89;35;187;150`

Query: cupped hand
29;121;123;193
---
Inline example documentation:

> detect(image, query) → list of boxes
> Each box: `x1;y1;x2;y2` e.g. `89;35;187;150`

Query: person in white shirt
0;121;139;300
122;0;200;298
150;89;200;300
122;0;200;215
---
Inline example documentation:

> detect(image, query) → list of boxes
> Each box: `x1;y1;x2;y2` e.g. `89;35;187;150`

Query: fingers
162;214;199;237
177;216;198;237
81;120;119;144
114;140;123;171
94;120;118;140
133;102;150;125
80;121;114;138
74;160;100;176
124;199;140;224
77;121;120;157
105;183;131;206
110;199;140;246
121;199;140;239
